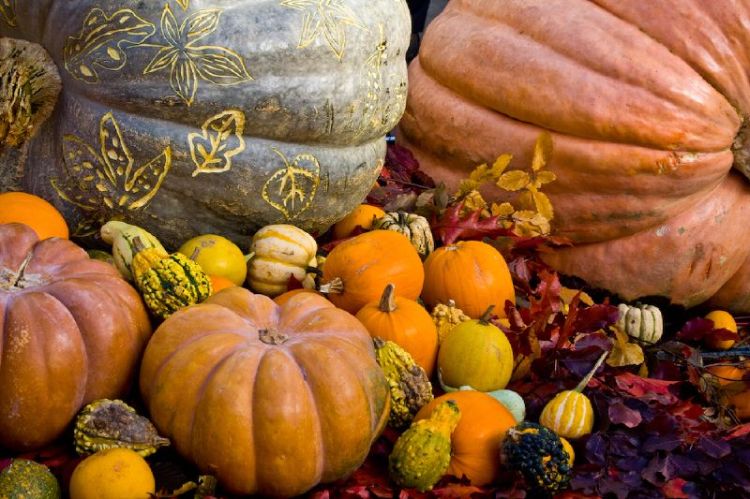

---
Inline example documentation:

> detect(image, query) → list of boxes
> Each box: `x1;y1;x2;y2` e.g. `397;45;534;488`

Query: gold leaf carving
143;4;252;105
0;0;16;27
176;0;190;10
281;0;366;60
64;8;155;83
262;148;320;219
188;110;246;176
52;112;172;236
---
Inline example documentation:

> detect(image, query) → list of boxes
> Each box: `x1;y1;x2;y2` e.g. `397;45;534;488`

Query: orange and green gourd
539;352;608;439
131;237;212;319
388;400;461;492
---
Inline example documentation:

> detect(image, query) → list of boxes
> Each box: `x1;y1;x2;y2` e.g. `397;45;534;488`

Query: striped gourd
374;211;434;257
616;303;663;344
247;224;318;297
131;238;212;319
100;221;166;282
539;352;608;439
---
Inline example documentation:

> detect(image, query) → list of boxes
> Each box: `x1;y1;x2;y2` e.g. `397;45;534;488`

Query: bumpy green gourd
374;338;433;429
100;221;166;282
131;237;212;319
374;211;435;257
0;459;61;499
74;399;170;457
430;300;470;344
501;422;571;495
388;400;460;491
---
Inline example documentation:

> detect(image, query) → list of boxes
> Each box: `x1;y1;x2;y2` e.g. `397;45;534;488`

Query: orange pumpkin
139;288;390;497
415;390;516;486
399;0;750;312
707;363;750;420
273;288;323;307
209;275;237;294
422;240;515;318
356;284;439;376
332;204;386;239
0;223;151;451
320;230;424;314
0;192;68;240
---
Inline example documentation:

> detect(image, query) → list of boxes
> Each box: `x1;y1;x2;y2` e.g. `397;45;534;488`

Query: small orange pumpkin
706;363;750;420
356;284;439;376
332;204;386;239
0;192;68;240
415;390;516;486
320;230;424;314
422;240;515;318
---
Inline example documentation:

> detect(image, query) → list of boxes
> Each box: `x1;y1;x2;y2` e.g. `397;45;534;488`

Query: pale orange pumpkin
356;284;439;376
332;204;386;239
320;230;424;314
399;0;750;312
139;288;390;497
422;240;515;318
273;288;323;307
0;223;151;451
415;390;516;486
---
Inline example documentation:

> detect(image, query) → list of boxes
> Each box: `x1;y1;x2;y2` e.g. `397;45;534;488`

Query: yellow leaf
607;328;645;367
460;190;488;216
468;163;489;182
535;170;557;186
490;154;513;178
491;202;515;218
456;178;479;198
531;132;553;172
532;191;555;221
497;170;530;192
560;287;594;307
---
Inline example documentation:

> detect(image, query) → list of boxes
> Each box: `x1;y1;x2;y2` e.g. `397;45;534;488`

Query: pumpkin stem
378;283;397;313
318;277;344;295
478;305;495;325
733;120;750;180
574;351;609;393
259;327;289;345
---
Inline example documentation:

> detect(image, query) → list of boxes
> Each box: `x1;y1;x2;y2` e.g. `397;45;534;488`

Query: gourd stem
132;236;146;254
318;277;344;295
479;305;495;325
378;283;397;313
189;247;201;260
574;351;609;393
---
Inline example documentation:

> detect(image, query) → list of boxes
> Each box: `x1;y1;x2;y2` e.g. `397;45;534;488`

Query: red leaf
431;203;513;245
614;372;680;405
676;318;714;341
661;478;689;498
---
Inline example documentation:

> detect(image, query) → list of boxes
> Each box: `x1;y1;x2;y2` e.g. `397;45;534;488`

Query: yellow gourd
539;352;608;439
69;448;155;499
430;300;470;344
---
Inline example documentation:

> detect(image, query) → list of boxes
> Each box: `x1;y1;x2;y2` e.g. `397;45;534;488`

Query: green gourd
0;459;61;499
101;221;166;282
502;422;572;495
388;400;461;491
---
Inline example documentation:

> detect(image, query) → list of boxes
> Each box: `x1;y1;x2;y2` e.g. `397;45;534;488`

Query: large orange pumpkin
415;390;516;486
139;287;390;497
399;0;750;311
0;223;151;451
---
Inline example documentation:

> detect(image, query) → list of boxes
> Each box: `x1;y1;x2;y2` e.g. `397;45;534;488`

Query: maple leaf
431;202;513;245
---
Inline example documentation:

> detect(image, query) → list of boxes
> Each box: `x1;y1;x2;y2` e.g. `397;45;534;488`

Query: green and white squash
616;303;663;344
374;211;434;257
0;0;411;247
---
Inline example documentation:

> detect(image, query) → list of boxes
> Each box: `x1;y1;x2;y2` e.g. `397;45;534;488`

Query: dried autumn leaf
608;327;645;367
63;8;156;83
531;131;553;172
497;170;530;192
189;110;246;176
531;190;555;220
460;190;488;216
491;202;515;218
431;202;512;245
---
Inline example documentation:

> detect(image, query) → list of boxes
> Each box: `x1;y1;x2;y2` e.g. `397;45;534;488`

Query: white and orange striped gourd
246;224;317;296
539;352;608;439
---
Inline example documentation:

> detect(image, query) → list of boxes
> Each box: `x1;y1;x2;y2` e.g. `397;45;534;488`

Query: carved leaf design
52;112;172;235
184;9;221;43
0;0;16;27
188;110;246;176
64;8;155;83
281;0;365;60
262;149;320;219
171;56;199;106
176;0;190;10
190;46;252;84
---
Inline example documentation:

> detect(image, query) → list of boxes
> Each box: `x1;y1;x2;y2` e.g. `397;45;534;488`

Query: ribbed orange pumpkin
422;240;515;318
399;0;750;312
356;284;439;376
415;390;516;486
320;230;424;314
139;288;390;497
0;223;151;451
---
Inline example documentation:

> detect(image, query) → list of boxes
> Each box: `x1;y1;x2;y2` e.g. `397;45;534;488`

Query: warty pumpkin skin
0;0;410;247
398;0;750;312
139;287;390;497
0;223;151;451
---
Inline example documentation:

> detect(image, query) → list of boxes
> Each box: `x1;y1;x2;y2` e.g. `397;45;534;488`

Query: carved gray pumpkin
0;0;410;247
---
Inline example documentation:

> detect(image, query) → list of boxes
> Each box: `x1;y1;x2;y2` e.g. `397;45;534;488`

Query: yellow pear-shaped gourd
539;352;608;439
100;221;165;281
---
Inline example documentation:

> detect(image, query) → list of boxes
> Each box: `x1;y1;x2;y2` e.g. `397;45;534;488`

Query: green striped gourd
616;303;663;344
101;221;166;282
374;211;434;257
